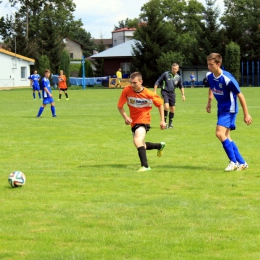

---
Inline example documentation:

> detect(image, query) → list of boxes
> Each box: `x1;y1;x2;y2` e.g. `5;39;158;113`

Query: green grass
0;87;259;260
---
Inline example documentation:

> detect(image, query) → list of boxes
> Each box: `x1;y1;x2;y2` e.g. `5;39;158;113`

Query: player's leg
216;125;237;171
50;101;56;117
64;89;69;100
32;89;36;100
58;89;62;100
161;91;169;125
38;90;41;99
145;142;166;157
37;104;46;118
133;126;150;171
168;93;176;128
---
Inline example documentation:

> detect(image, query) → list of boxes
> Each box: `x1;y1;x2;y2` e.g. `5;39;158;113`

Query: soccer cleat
237;162;248;171
168;125;173;129
57;99;61;101
52;115;57;117
66;98;69;100
157;142;166;157
36;116;41;118
137;166;151;172
224;161;238;172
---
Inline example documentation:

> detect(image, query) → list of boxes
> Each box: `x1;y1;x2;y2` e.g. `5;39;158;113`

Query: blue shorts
217;112;237;130
32;84;40;91
43;97;54;105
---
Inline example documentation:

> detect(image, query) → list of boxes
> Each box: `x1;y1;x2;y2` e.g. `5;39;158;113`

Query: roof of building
112;27;136;33
91;39;140;59
0;48;35;63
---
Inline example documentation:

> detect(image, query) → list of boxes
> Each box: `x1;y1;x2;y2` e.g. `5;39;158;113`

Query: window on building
121;62;131;75
70;53;74;59
21;67;26;79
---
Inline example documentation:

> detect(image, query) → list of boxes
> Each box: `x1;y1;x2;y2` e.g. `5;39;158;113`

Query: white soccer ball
8;171;26;188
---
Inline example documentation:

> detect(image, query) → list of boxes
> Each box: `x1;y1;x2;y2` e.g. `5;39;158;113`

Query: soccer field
0;87;259;259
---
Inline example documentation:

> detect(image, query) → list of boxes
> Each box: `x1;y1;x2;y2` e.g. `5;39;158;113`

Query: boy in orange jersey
57;70;69;101
117;72;167;172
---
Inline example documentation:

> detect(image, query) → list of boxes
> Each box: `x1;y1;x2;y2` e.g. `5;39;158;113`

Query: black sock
164;110;168;123
137;146;148;168
65;93;68;98
59;94;61;99
145;142;161;150
169;112;174;126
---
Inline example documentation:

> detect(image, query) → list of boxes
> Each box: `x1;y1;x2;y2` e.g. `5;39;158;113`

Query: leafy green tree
79;60;93;77
114;18;139;30
224;41;241;81
156;52;185;73
132;0;173;86
38;55;50;77
60;49;70;86
221;0;260;60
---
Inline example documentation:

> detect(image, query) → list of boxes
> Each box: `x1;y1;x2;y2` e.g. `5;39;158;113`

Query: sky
0;0;225;39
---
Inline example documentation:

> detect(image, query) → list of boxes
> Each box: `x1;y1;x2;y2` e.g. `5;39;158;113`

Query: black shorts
131;124;151;133
60;88;68;92
161;90;176;106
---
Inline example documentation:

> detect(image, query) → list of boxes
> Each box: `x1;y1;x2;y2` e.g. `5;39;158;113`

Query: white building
0;48;35;88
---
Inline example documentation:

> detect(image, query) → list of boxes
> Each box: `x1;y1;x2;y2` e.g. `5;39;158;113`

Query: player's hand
124;116;132;125
160;121;167;130
206;104;211;113
182;95;186;102
244;114;252;125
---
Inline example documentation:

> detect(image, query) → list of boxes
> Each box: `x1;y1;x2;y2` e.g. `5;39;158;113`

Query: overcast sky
0;0;224;39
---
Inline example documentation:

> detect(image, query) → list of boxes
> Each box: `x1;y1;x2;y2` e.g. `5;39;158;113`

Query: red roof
112;27;136;33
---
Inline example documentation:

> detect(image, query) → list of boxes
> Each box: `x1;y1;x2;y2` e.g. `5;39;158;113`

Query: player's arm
237;92;252;125
154;73;164;93
178;79;185;101
206;88;213;113
44;86;52;97
117;106;132;125
158;104;167;130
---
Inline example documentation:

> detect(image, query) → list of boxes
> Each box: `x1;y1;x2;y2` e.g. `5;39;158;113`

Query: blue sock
33;93;36;99
37;107;44;117
231;141;245;164
222;139;237;163
38;92;41;99
51;106;56;116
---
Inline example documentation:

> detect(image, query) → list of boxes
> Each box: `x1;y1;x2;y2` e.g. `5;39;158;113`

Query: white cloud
0;0;225;39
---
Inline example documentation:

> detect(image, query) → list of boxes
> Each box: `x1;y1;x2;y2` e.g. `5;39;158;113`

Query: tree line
0;0;259;84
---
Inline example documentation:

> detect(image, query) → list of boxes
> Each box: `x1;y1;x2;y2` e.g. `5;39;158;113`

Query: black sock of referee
145;142;161;150
169;112;174;126
137;146;149;168
164;110;168;123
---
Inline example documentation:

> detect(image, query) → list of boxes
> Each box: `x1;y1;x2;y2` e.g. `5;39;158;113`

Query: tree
221;0;260;60
132;0;173;86
224;41;241;81
38;55;50;77
60;49;70;87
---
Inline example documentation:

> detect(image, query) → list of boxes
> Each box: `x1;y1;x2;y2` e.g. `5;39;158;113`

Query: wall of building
65;39;82;59
0;53;32;88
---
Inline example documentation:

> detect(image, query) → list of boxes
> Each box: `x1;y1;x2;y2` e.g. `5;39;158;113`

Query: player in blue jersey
36;69;57;118
28;70;41;100
190;72;195;88
205;53;252;171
